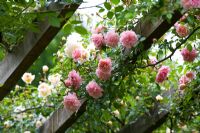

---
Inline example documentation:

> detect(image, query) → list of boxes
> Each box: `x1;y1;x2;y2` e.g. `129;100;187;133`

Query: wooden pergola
0;1;184;133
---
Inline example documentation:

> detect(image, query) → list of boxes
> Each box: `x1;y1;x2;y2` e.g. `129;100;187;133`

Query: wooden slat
38;100;87;133
0;2;80;101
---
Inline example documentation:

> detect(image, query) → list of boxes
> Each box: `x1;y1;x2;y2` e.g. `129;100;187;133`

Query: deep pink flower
98;58;112;72
96;69;111;81
155;66;170;83
120;30;138;49
176;24;189;37
68;70;82;89
181;48;198;62
91;34;104;49
65;79;72;87
181;0;200;9
105;30;119;47
86;81;103;99
186;71;195;79
72;48;82;62
63;93;81;112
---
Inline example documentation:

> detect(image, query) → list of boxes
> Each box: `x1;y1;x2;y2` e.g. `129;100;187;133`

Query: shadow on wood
38;100;87;133
0;2;80;101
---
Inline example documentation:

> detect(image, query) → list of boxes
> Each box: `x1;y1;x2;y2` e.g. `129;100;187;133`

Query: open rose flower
181;48;198;62
155;66;170;83
96;69;111;81
48;73;61;87
181;0;200;9
175;24;189;37
186;71;195;79
91;34;104;49
93;25;106;33
86;81;103;99
105;30;119;47
63;93;81;112
38;82;52;98
66;70;82;89
120;30;138;49
98;58;112;72
22;72;35;84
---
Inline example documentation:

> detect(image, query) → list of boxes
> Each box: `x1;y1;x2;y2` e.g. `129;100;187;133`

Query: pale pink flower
63;93;81;112
155;66;170;83
175;24;189;37
120;30;138;49
96;69;111;81
179;75;190;85
181;48;198;62
149;57;158;65
105;30;119;47
67;70;82;89
86;81;103;99
94;25;106;33
91;34;104;49
72;48;82;62
98;58;112;72
186;71;195;79
181;0;200;9
64;79;73;87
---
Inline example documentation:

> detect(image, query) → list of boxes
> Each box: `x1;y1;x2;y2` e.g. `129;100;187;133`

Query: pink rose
86;81;103;99
120;30;138;49
91;34;104;49
149;57;158;65
181;48;197;62
63;93;81;112
105;30;119;47
72;48;82;62
155;66;170;83
94;25;106;33
67;70;82;89
181;0;200;9
186;71;195;79
175;24;189;37
96;69;111;81
98;58;112;72
64;79;72;87
179;75;190;85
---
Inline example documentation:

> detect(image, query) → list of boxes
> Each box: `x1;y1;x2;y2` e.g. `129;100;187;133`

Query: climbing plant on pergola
0;0;200;133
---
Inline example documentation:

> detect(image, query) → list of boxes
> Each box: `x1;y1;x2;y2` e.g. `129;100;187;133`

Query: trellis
0;1;184;133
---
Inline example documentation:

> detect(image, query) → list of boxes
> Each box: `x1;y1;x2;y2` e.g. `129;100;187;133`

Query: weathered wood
0;2;80;101
38;100;87;133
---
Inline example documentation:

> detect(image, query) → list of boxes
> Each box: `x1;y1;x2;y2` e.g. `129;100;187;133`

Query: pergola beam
0;2;80;101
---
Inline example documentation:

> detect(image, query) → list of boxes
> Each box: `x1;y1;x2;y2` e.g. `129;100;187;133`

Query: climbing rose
175;24;189;37
98;58;112;72
64;40;82;58
63;93;81;112
105;30;119;47
179;75;190;90
64;79;73;87
186;71;195;79
149;57;158;65
120;30;138;49
48;73;61;87
94;25;106;33
22;72;35;84
67;70;82;89
96;69;111;81
86;81;103;99
155;66;170;83
91;34;104;49
72;48;82;62
181;48;197;62
38;82;52;98
181;0;200;9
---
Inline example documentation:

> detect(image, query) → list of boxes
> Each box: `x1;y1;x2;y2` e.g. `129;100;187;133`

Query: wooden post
0;2;80;101
38;100;87;133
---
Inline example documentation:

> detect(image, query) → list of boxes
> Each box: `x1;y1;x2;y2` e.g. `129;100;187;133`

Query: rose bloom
105;30;119;47
86;81;103;99
65;79;73;87
181;0;200;9
181;48;198;62
155;66;170;83
179;75;190;85
96;68;111;81
68;70;82;89
94;25;106;33
175;24;189;37
63;93;81;112
186;71;195;79
42;65;49;73
120;30;138;49
156;95;163;101
22;72;35;84
38;82;52;98
98;58;112;72
48;73;61;87
91;33;104;49
149;57;158;65
72;48;82;62
64;39;83;58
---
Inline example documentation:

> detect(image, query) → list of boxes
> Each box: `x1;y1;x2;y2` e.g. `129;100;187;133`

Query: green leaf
65;11;74;19
187;44;192;51
104;2;111;10
99;8;105;13
115;5;124;12
107;11;114;19
70;20;82;24
74;26;88;35
63;24;72;34
110;0;120;5
48;16;60;27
